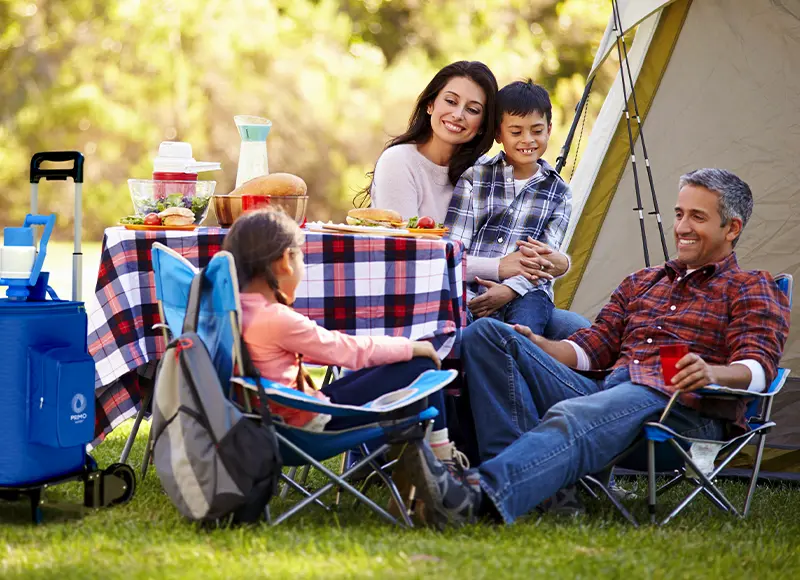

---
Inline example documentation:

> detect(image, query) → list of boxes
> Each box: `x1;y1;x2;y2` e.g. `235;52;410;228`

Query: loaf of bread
232;173;307;197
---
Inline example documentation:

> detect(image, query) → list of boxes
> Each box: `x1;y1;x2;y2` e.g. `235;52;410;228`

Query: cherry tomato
417;216;435;229
144;213;161;226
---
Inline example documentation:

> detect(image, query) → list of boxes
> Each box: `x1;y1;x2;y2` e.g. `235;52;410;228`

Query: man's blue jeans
544;307;591;340
461;318;724;524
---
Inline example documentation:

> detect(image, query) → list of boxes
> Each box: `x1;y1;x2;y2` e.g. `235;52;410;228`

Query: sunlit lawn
2;417;800;579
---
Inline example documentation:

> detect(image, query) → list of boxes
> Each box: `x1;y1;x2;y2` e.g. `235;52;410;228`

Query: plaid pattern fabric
444;152;571;299
89;227;466;442
569;253;790;429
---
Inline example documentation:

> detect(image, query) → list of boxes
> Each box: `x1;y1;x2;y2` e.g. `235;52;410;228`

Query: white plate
306;221;445;239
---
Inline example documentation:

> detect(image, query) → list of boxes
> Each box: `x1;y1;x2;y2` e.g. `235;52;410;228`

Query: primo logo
70;393;88;423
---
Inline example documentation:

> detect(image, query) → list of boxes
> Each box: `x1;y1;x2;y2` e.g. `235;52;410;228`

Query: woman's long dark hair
355;60;498;207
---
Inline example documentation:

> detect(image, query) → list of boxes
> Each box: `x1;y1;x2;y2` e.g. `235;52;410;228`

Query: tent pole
555;76;594;175
610;0;650;267
611;0;670;262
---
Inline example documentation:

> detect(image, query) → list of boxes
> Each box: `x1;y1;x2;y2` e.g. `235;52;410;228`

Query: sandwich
346;208;405;228
158;206;195;226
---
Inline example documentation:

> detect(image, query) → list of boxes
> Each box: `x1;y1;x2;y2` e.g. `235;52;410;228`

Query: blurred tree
0;0;612;237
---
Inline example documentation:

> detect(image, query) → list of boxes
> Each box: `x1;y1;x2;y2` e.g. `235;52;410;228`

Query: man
397;168;790;528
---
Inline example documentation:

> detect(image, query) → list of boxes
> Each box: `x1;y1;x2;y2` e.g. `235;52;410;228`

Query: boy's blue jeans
467;288;555;335
494;288;554;334
462;318;725;524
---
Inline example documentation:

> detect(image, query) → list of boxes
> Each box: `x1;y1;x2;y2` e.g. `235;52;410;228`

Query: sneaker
432;441;471;473
397;440;483;530
539;486;585;517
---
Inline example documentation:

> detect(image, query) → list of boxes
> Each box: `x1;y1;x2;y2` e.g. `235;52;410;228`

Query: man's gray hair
678;168;753;245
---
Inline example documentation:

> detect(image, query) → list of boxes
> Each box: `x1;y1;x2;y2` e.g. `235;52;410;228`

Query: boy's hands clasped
412;341;442;369
498;237;555;282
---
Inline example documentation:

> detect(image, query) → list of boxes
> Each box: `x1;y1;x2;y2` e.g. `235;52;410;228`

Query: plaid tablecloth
89;226;466;443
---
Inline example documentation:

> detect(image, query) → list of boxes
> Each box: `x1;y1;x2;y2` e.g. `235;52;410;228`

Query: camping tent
557;0;800;478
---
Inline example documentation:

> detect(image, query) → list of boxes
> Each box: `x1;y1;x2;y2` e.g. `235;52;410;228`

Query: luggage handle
30;151;84;184
28;151;85;302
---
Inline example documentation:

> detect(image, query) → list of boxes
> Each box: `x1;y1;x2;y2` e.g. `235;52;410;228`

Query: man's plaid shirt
444;152;572;300
569;253;791;429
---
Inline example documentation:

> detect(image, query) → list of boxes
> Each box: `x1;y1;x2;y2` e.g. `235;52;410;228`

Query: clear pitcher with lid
234;115;271;188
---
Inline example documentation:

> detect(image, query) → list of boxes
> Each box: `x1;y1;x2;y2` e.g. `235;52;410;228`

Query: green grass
2;421;800;580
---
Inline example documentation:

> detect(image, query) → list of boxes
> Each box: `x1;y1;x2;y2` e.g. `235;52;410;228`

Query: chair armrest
697;368;790;398
232;369;457;418
697;385;764;398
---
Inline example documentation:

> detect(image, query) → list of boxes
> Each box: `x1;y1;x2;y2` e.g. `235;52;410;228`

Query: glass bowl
212;194;308;227
128;179;216;225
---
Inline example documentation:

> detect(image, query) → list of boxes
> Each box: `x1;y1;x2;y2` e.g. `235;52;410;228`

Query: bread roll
232;173;307;197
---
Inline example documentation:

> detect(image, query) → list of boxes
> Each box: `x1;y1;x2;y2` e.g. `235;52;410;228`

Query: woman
362;60;498;222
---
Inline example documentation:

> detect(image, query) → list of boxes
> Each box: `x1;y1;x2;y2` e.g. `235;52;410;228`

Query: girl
222;208;466;466
360;60;498;222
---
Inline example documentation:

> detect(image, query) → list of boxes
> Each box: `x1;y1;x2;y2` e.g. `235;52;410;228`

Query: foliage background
1;0;613;238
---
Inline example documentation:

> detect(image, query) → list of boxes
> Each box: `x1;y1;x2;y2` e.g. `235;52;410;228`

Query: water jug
234;115;272;188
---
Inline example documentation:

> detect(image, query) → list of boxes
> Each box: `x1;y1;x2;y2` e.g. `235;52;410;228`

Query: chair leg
297;465;311;487
582;475;639;527
669;440;740;517
648;439;657;524
743;432;768;518
280;467;298;499
140;427;154;481
656;471;685;495
120;388;152;464
279;473;330;510
365;455;414;527
578;478;600;500
270;438;401;527
700;485;730;512
335;451;349;507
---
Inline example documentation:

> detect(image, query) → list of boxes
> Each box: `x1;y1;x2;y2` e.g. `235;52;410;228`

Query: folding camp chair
582;274;793;526
143;243;457;526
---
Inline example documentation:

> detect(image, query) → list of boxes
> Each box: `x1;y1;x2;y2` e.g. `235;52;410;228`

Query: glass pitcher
234;115;272;188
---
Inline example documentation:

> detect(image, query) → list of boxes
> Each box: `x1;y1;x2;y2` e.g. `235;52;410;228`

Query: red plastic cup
660;344;689;386
242;194;271;212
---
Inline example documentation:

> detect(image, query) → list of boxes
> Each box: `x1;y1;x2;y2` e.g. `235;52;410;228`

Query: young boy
444;79;572;333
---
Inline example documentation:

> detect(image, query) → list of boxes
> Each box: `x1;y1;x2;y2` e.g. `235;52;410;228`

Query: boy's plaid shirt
444;152;572;300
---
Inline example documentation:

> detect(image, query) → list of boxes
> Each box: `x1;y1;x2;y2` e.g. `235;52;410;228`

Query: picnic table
88;226;466;444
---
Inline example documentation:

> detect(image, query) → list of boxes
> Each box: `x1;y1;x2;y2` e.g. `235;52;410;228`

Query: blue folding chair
146;243;457;526
582;274;792;526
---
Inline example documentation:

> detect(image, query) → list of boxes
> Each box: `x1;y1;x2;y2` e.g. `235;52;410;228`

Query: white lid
153;141;221;174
